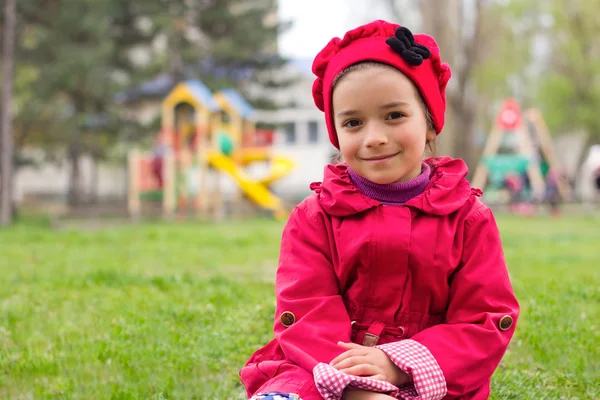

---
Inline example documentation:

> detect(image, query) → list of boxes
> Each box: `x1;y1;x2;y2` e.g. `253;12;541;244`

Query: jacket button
499;315;513;331
280;311;296;327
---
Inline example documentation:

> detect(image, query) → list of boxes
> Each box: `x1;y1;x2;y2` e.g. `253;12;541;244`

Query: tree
136;0;292;108
16;0;158;206
1;0;15;226
362;0;536;171
7;0;291;209
535;0;600;145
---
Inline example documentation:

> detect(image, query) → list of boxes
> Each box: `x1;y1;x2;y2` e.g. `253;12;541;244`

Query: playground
127;80;295;222
472;98;573;216
122;93;584;224
0;214;598;399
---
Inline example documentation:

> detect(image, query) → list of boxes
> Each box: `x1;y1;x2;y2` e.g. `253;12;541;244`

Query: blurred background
0;0;599;224
0;1;598;399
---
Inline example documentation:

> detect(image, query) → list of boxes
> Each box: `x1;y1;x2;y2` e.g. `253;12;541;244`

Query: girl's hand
342;389;397;399
331;342;412;387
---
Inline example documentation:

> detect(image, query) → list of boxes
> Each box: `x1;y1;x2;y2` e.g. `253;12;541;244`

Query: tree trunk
419;0;458;157
90;155;99;204
1;0;16;227
67;142;84;207
167;3;186;82
452;101;477;169
420;0;486;175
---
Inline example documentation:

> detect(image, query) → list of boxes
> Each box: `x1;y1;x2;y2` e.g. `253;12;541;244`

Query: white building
251;58;335;200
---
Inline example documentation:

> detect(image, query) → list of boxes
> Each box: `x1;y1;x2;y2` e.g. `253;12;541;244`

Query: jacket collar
310;157;477;217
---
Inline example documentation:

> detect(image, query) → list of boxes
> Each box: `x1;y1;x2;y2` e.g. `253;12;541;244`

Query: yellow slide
235;147;296;186
207;150;294;220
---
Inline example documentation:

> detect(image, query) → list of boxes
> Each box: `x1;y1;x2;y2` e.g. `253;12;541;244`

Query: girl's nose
364;124;388;147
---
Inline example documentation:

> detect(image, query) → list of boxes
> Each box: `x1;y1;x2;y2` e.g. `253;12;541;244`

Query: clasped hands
330;342;412;400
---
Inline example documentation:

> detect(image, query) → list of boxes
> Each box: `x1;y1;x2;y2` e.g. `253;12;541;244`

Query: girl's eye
386;112;404;120
343;119;361;128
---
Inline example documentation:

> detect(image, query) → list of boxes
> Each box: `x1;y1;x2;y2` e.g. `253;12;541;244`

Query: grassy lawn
0;214;598;399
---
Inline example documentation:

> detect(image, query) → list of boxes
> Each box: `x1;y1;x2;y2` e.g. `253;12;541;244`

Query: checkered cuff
377;340;447;400
313;362;399;399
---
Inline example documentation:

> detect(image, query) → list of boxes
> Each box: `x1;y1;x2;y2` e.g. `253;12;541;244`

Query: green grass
0;214;598;399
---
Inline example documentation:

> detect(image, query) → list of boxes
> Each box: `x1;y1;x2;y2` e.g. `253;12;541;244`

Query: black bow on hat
386;27;431;66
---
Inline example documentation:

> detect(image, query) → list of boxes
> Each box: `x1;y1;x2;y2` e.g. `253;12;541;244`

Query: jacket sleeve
385;204;520;398
274;201;352;371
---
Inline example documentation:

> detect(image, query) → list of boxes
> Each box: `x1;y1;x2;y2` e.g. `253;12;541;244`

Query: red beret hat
312;20;452;149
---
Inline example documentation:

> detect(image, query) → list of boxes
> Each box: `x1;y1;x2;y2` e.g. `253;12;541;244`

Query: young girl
240;20;519;400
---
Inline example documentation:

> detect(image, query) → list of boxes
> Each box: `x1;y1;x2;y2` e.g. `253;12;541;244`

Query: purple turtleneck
348;163;431;206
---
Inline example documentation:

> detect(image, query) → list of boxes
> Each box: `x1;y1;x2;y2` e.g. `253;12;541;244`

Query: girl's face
332;66;435;184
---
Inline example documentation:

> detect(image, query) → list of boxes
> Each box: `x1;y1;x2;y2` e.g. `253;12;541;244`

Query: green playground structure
472;99;571;204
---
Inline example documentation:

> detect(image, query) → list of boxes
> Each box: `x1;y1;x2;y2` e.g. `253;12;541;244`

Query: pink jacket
240;157;520;399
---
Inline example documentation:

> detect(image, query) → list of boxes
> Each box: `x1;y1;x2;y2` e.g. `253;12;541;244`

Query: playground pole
231;156;243;219
163;152;176;217
229;115;245;218
213;165;224;221
127;149;141;218
160;103;175;218
212;113;224;221
525;109;572;200
471;127;502;190
193;117;203;214
197;109;210;219
514;120;545;199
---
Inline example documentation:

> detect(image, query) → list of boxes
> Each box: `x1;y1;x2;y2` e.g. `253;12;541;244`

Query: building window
308;121;319;143
282;122;296;144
